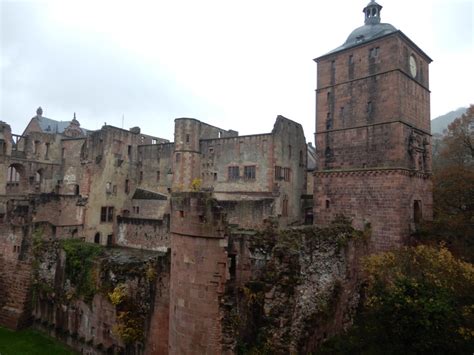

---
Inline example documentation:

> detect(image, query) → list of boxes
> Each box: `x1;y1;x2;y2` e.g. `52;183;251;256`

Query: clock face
409;55;417;78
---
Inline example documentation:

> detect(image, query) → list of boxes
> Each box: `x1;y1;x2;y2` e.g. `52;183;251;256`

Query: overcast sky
1;0;472;142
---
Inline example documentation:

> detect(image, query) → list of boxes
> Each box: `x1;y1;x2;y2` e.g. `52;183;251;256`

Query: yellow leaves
191;178;202;191
108;283;127;306
458;327;474;340
112;311;144;343
363;245;474;295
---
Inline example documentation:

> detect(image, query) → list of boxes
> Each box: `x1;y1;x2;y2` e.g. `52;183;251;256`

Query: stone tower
313;0;433;250
172;118;202;191
168;192;229;354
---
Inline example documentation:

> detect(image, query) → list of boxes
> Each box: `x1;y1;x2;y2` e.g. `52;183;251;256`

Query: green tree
320;246;474;354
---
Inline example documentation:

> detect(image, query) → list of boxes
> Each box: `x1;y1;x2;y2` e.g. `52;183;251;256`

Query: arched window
414;200;422;223
7;165;21;182
94;232;101;244
35;169;43;183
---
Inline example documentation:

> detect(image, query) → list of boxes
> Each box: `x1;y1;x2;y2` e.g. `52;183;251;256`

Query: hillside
431;107;467;135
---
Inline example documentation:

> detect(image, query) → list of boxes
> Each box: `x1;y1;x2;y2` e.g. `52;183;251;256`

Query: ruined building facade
0;1;433;353
313;0;433;249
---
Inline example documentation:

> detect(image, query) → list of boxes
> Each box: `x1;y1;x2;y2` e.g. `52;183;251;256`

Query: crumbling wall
30;236;170;355
224;221;369;354
219;199;274;229
117;216;169;252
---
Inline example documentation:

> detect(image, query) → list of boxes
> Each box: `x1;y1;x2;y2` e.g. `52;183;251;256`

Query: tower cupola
363;0;382;25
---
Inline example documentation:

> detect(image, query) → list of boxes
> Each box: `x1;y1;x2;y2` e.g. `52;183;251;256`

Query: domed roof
344;22;397;47
317;0;398;58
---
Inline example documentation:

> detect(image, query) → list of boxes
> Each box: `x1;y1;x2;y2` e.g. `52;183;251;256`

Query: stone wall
30;238;170;354
117;216;169;252
0;257;33;329
314;169;433;250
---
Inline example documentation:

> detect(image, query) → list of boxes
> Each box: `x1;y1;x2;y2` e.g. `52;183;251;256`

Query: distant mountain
431;107;468;135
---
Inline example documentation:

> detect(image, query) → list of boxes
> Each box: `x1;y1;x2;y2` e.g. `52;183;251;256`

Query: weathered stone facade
313;0;433;250
0;108;308;353
0;1;434;353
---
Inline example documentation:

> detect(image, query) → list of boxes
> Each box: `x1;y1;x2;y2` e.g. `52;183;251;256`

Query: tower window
414;200;422;223
326;200;330;209
325;146;332;158
186;134;190;143
369;47;379;58
175;153;181;163
367;101;373;113
348;55;354;65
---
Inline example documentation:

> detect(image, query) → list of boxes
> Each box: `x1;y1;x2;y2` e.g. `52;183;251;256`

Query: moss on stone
61;239;103;303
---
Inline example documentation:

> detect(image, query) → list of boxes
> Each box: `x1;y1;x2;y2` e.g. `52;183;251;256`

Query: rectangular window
107;206;114;222
100;207;107;222
283;168;291;182
244;166;256;180
175;153;181;163
282;198;288;217
228;166;240;180
186;134;190;143
274;166;282;180
349;54;354;65
156;171;160;182
367;101;373;113
34;141;40;154
45;143;50;159
101;206;114;222
125;179;130;193
369;47;379;58
139;171;143;183
128;145;132;156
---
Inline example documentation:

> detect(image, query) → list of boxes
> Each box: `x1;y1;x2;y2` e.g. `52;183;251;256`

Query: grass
0;326;76;355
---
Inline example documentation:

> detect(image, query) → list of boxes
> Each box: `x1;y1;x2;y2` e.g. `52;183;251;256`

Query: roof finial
36;106;43;117
363;0;382;25
74;112;76;119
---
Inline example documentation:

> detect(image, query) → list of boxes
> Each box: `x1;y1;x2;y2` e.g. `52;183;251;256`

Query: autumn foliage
415;105;474;261
321;246;474;354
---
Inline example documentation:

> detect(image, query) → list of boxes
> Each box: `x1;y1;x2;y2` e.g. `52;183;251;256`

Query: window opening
228;166;240;180
244;166;256;180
